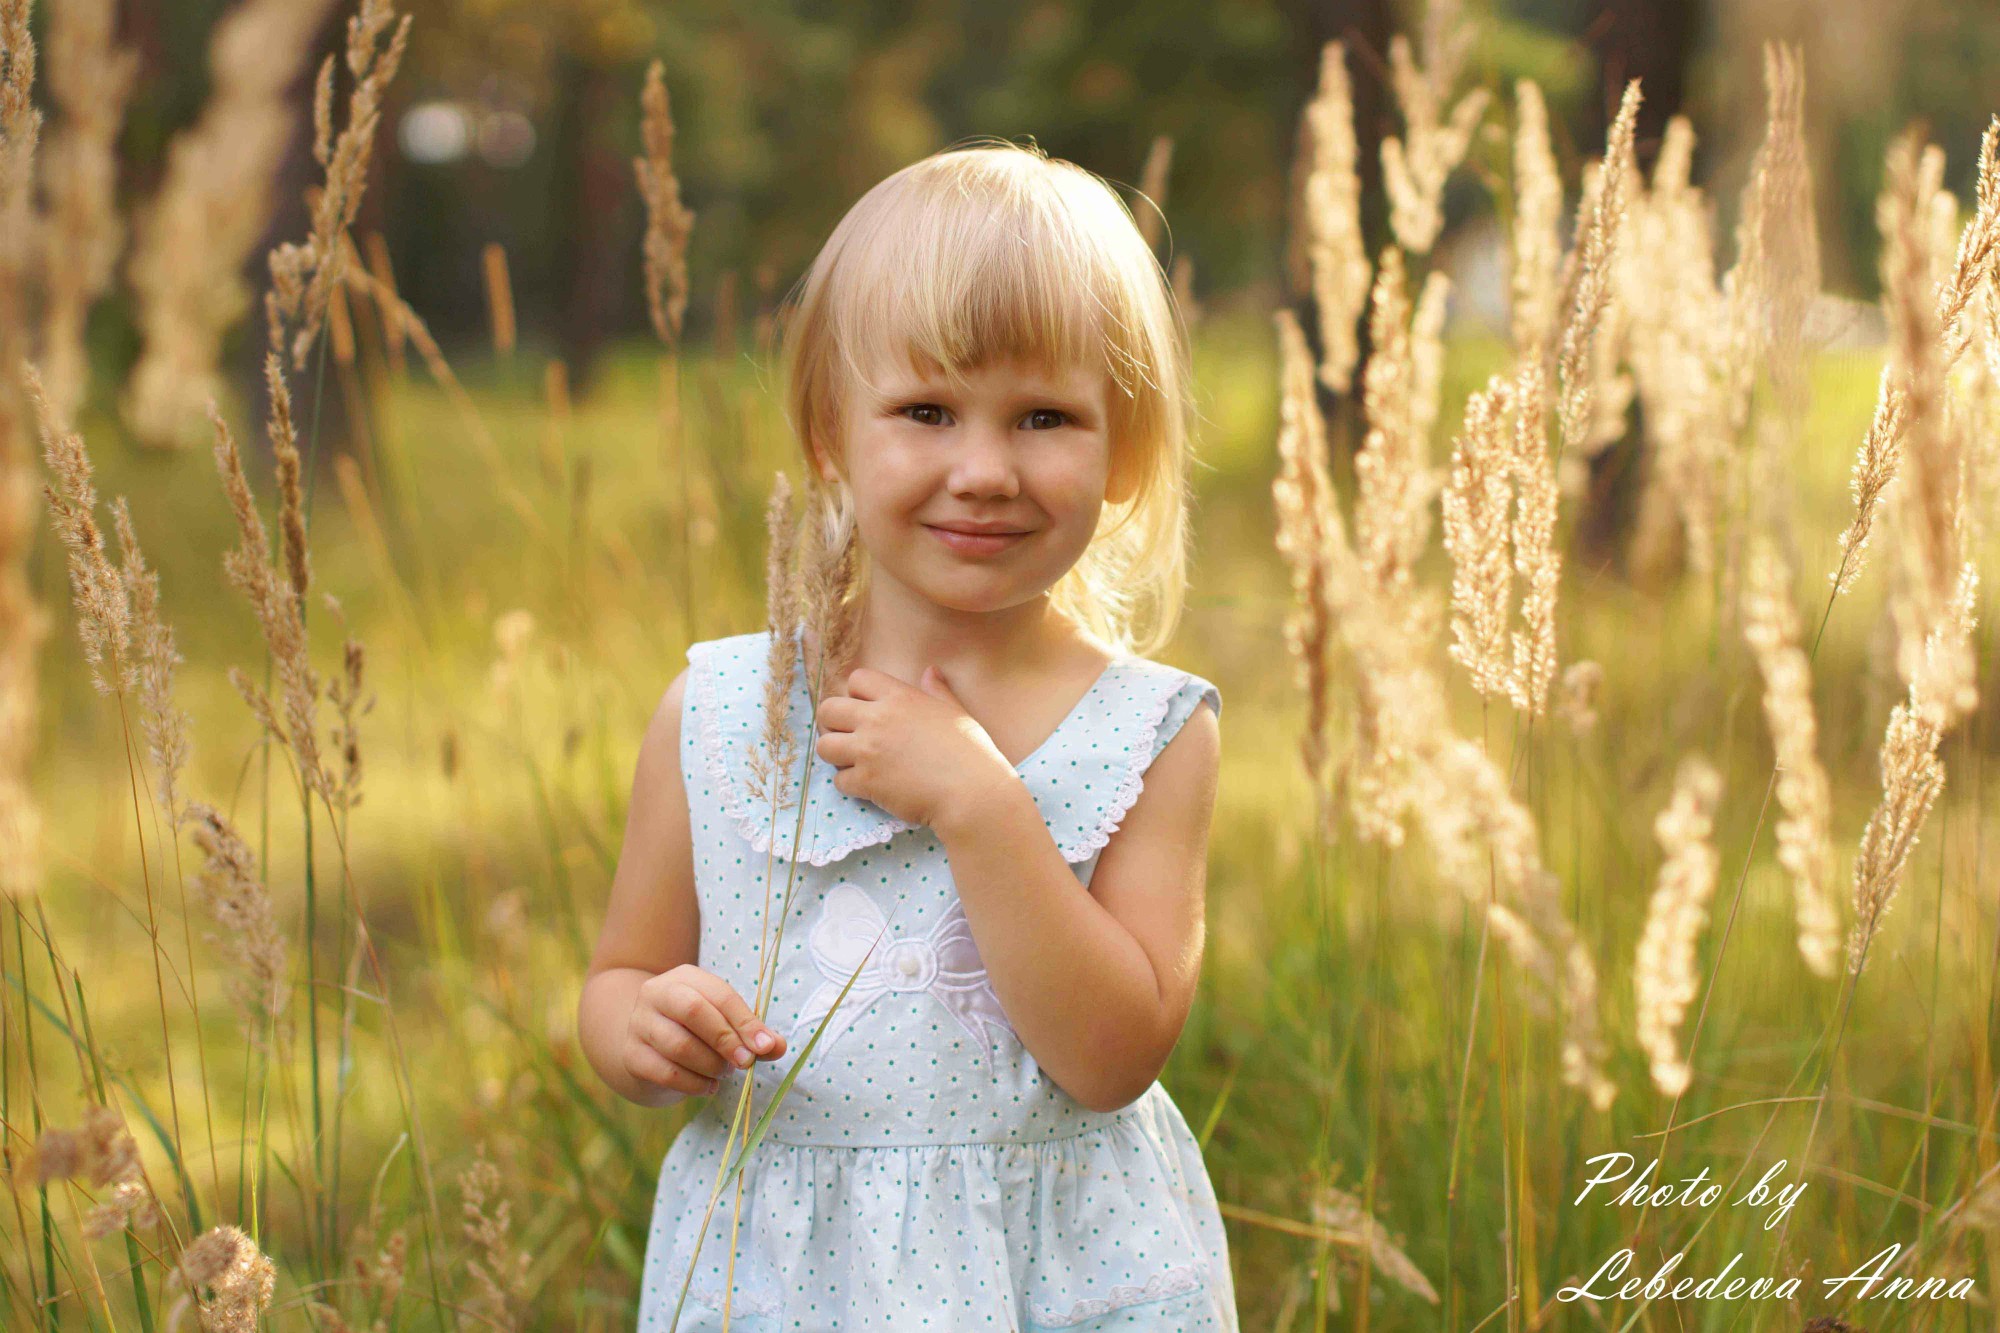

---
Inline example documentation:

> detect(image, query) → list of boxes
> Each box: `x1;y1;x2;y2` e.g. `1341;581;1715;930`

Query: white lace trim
687;1279;782;1317
691;634;1213;868
1028;1259;1213;1327
1049;673;1207;863
690;637;914;866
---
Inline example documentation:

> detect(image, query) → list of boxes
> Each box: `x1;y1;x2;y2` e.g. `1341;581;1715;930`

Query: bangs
824;156;1151;401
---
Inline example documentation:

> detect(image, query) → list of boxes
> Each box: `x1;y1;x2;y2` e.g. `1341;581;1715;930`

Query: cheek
1043;448;1112;514
841;435;923;513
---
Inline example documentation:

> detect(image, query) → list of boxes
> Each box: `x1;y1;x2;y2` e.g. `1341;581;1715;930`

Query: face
821;352;1118;616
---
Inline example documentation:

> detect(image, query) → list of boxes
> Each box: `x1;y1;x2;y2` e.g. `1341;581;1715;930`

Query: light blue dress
637;628;1239;1332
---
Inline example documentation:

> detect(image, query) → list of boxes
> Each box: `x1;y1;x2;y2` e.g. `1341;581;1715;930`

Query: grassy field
14;282;2000;1330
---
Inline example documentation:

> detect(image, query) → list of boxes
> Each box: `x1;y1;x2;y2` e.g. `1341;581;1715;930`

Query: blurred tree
103;0;1996;398
392;0;652;391
1581;0;1700;173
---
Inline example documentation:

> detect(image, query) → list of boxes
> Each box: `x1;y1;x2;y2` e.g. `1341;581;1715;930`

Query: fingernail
734;1047;754;1067
754;1031;774;1052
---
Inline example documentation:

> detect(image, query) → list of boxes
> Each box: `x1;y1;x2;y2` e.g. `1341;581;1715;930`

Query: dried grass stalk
1634;754;1724;1097
110;497;194;829
1554;80;1641;470
1442;373;1516;699
209;381;332;804
171;1224;278;1333
1937;119;2000;368
1509;80;1563;365
1741;536;1840;978
1505;363;1559;716
1830;366;1908;597
460;1147;532;1328
636;59;696;348
1291;42;1371;393
28;360;131;696
1310;1182;1439;1304
265;0;413;371
1622;116;1727;583
1380;0;1489;255
122;0;340;448
799;486;861;699
1847;699;1946;975
1743;44;1821;420
1355;247;1449;615
34;0;136;425
745;472;803;811
1273;309;1342;794
29;1102;160;1239
1442;361;1557;715
1834;122;1997;597
182;798;290;1048
1555;660;1602;737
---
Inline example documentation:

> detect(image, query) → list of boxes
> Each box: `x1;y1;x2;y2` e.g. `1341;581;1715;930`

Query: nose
946;421;1021;499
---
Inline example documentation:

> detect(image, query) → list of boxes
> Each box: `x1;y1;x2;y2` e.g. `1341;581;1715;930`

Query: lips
924;524;1030;556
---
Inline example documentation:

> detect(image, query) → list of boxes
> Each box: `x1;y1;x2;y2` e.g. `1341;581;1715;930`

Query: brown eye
901;404;948;427
1025;409;1068;431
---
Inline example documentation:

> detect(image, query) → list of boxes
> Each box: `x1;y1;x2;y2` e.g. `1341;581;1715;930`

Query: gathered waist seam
762;1119;1133;1150
751;1100;1153;1150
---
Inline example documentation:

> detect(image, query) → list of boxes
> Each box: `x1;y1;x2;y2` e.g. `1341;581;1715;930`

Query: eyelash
896;404;1072;430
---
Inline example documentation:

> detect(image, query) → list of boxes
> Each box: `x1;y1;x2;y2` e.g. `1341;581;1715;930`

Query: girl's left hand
813;666;1020;830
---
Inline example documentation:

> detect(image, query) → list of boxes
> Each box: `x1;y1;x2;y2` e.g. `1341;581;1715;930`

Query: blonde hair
777;138;1199;657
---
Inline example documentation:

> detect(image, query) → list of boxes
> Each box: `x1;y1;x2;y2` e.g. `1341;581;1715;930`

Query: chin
896;570;1042;613
920;584;1032;613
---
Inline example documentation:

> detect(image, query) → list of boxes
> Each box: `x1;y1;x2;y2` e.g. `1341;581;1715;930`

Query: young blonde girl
579;138;1239;1331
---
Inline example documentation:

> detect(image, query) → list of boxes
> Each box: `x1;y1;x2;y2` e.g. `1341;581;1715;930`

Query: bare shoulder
629;667;693;808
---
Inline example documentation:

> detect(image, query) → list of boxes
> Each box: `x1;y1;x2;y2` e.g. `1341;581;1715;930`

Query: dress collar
688;629;1198;866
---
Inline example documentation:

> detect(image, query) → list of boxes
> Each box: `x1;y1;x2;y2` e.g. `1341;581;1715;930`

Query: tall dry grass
3;0;2000;1327
1270;9;2000;1322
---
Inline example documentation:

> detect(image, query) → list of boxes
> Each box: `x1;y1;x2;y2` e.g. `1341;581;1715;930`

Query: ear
811;433;842;485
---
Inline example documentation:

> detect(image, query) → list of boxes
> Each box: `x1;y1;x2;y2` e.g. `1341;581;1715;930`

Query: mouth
923;524;1032;556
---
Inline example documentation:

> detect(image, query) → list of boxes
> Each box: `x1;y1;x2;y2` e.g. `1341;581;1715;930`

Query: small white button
898;954;920;977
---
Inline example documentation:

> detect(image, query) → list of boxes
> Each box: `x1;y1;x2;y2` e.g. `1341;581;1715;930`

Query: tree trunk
550;52;631;399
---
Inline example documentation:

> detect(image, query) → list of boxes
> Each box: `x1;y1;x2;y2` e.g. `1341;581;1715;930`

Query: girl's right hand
623;964;788;1098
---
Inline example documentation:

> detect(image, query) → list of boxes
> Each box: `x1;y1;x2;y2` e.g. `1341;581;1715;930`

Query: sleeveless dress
637;627;1239;1332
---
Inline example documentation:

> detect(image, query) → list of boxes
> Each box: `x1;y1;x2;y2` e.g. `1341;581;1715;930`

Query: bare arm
576;668;786;1108
931;699;1221;1112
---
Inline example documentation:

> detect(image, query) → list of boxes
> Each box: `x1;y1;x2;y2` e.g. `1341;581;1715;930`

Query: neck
844;567;1082;688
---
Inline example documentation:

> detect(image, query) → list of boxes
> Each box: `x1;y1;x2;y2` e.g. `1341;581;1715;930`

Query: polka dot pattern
636;630;1238;1331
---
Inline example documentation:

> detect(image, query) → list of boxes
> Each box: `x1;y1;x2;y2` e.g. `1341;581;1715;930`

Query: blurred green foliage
53;0;2000;389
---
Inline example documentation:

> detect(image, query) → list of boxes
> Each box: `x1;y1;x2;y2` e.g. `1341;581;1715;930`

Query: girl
578;139;1238;1331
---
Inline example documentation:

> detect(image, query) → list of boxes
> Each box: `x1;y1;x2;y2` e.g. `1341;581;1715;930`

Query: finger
641;1010;728;1078
814;696;857;732
842;667;901;701
673;985;766;1069
627;1044;719;1096
814;728;851;766
706;981;787;1060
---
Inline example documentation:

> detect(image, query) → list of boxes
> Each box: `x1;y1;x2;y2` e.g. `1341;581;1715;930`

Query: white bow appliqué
790;882;1018;1071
